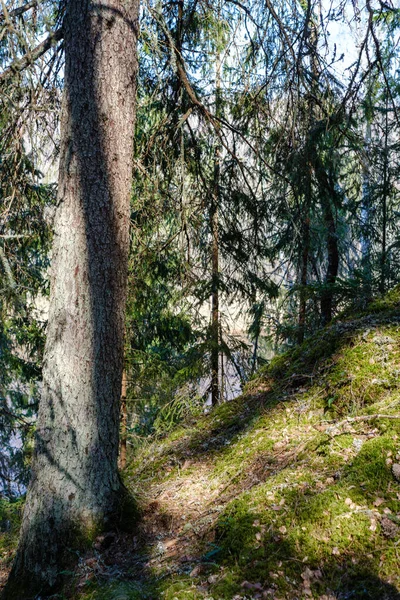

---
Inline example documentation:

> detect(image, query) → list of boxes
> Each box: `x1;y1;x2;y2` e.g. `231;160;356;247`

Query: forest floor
2;288;400;599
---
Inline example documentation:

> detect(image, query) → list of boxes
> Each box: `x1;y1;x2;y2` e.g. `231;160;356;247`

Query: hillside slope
2;289;400;599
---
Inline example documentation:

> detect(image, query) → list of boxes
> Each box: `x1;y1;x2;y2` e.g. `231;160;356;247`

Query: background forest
2;1;400;599
0;0;399;499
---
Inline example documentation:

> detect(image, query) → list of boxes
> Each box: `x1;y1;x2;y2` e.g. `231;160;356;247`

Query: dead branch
0;26;63;84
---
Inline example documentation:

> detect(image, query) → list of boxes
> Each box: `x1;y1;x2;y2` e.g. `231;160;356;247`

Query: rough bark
3;1;139;597
119;369;128;470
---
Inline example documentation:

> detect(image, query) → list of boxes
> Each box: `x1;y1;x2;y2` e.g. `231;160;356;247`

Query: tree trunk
298;213;310;344
211;29;221;407
3;1;139;597
210;197;219;406
297;2;319;345
320;196;339;325
380;99;389;295
361;120;372;300
315;158;339;326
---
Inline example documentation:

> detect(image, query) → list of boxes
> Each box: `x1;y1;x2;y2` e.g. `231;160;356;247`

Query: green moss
159;576;206;599
8;289;400;599
369;284;400;313
77;581;154;599
0;497;24;558
344;435;400;499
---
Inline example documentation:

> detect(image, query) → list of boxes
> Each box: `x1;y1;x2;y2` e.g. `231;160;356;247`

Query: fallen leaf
279;526;287;534
374;497;385;507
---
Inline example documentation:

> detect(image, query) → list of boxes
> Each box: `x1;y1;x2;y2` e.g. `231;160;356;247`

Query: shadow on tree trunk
2;1;139;598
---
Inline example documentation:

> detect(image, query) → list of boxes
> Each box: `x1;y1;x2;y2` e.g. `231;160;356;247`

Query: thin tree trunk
298;214;310;344
361;120;372;300
320;197;339;325
3;1;139;597
211;27;221;407
297;1;319;344
211;191;219;406
380;99;389;295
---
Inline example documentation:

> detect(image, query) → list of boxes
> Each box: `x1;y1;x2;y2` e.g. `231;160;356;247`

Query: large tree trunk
3;1;139;597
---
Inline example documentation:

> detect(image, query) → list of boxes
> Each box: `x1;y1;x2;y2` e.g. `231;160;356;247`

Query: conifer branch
0;0;38;24
0;26;63;84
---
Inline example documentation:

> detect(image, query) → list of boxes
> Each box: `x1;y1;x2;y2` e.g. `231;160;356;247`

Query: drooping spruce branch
0;26;63;84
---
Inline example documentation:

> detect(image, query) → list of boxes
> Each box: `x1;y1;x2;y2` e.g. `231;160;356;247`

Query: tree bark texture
119;368;128;470
3;1;139;597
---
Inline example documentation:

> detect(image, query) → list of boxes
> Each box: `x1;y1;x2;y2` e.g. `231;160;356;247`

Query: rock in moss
392;463;400;482
380;516;399;539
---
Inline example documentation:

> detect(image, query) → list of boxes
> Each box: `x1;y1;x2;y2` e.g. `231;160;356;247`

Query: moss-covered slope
3;288;400;599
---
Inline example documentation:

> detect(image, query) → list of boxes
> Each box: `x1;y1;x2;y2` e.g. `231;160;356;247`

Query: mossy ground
2;288;400;599
0;498;24;590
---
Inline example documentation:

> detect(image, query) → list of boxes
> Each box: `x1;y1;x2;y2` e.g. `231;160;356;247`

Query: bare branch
0;1;38;25
0;26;63;84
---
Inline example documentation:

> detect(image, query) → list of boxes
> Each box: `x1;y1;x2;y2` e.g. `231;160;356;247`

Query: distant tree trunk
298;213;310;344
380;100;389;295
314;155;339;326
361;120;372;300
297;4;319;345
211;198;219;406
320;196;339;325
3;1;139;597
211;29;221;407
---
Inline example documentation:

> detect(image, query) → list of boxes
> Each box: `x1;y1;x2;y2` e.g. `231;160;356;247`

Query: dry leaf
374;497;385;507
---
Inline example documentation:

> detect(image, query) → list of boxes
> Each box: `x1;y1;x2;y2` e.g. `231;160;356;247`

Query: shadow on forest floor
63;300;400;599
2;299;400;599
